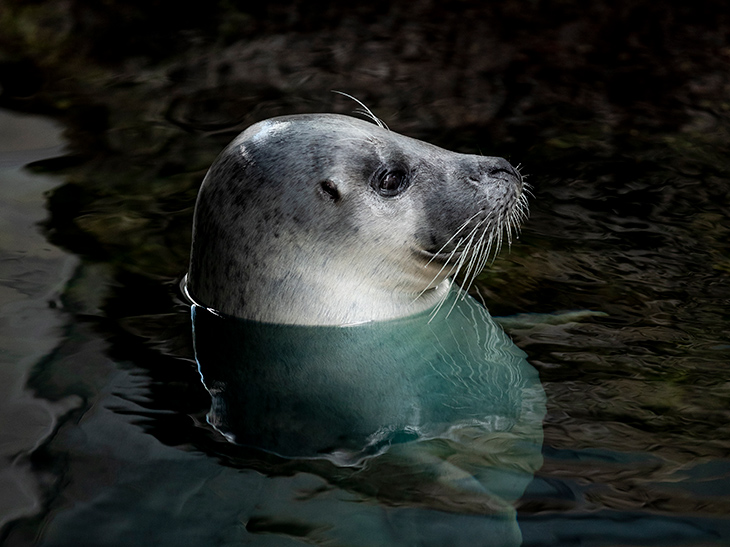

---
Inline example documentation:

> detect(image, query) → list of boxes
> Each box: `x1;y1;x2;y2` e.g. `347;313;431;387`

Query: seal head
187;114;526;325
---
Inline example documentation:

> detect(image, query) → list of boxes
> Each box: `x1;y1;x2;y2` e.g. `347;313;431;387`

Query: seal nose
484;157;519;180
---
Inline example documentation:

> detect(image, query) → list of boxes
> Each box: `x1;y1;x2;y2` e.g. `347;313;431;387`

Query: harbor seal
186;113;527;325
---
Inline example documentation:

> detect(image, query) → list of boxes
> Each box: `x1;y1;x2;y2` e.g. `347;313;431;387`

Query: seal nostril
471;158;520;183
484;158;519;179
487;164;521;180
490;168;515;178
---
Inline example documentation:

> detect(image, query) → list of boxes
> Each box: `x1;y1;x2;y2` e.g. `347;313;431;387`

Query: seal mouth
417;248;465;264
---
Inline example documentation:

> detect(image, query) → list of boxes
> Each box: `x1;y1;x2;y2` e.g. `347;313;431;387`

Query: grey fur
187;114;525;325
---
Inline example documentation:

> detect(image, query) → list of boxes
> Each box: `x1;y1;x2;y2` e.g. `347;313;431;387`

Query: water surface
0;102;729;545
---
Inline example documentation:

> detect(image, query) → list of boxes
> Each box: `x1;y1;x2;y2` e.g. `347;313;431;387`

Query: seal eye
373;170;409;197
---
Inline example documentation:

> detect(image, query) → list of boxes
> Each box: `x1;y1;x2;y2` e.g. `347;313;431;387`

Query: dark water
1;91;729;547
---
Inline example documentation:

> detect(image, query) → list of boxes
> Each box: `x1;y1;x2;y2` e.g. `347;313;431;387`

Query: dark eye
373;170;409;197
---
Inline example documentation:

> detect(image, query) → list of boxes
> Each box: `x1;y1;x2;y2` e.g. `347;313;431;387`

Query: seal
186;113;527;325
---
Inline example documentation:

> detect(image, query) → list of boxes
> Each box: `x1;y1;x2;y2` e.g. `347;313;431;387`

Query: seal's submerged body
187;113;526;325
185;114;543;545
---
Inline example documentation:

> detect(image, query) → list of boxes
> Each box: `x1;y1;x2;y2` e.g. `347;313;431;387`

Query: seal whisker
416;210;486;302
461;222;495;297
423;210;483;268
522;182;535;200
462;220;494;299
440;219;489;313
441;215;486;281
463;229;486;279
415;227;472;302
427;231;481;321
451;228;478;281
443;229;485;316
425;204;513;316
427;290;450;322
457;218;489;295
496;220;505;260
424;225;478;319
510;193;530;240
477;234;496;274
472;236;492;277
522;191;532;218
336;126;382;143
415;242;462;300
425;241;476;320
458;250;483;299
512;207;526;230
482;218;504;269
505;216;514;248
331;91;389;131
468;247;493;292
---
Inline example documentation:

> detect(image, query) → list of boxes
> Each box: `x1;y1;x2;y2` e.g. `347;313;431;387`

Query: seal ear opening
319;179;341;203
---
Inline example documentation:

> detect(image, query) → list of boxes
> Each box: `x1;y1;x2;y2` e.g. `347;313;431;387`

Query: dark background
1;0;728;309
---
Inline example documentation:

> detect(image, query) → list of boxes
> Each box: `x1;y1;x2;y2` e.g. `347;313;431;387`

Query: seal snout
464;157;522;194
481;157;521;186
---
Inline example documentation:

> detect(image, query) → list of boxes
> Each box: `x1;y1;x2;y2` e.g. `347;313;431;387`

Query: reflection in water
0;110;80;530
193;287;545;545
